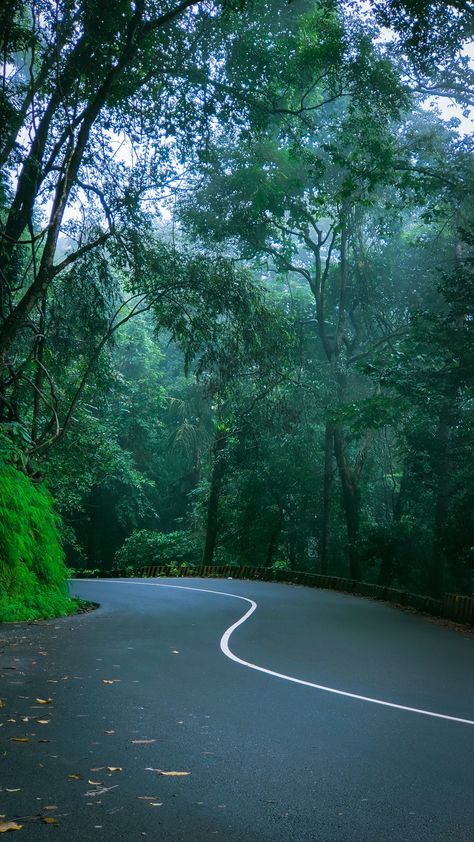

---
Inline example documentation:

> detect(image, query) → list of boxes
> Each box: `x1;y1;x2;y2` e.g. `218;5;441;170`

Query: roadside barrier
131;563;474;627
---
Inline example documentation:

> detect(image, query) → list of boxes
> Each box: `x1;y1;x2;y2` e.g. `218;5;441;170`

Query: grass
0;462;77;622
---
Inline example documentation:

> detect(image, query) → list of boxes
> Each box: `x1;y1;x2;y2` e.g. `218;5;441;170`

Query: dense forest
0;0;472;620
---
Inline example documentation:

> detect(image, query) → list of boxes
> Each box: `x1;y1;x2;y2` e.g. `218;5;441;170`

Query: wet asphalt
1;577;473;841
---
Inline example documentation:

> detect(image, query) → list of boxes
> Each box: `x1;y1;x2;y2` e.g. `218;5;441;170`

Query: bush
114;529;200;572
0;462;76;621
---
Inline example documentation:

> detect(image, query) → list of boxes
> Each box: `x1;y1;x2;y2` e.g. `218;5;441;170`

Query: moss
0;463;76;622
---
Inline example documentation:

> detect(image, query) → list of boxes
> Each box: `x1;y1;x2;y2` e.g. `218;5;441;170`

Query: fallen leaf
43;807;58;811
37;739;50;744
159;771;190;777
10;737;30;743
87;780;103;786
149;803;163;807
35;698;52;705
131;740;156;745
106;767;122;773
36;720;50;725
41;817;58;825
90;767;105;772
0;700;5;708
5;790;20;793
6;720;16;724
0;823;22;832
171;651;179;655
102;680;114;685
104;731;115;735
83;785;118;797
68;774;81;780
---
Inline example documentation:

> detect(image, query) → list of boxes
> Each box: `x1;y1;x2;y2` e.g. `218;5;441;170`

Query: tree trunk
430;410;451;597
333;425;361;580
320;422;334;574
202;427;227;565
265;505;284;567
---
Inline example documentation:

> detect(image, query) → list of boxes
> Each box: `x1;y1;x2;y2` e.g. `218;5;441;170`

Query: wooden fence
134;563;474;627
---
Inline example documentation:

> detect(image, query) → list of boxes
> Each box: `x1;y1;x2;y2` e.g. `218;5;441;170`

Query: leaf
130;739;156;745
67;774;81;780
42;807;57;811
0;823;23;833
10;738;30;743
106;767;122;773
158;771;190;777
102;680;114;685
41;817;58;825
89;767;105;772
36;720;50;725
104;731;115;735
5;790;20;793
35;698;52;705
0;700;5;708
149;803;163;807
171;651;180;655
87;780;103;786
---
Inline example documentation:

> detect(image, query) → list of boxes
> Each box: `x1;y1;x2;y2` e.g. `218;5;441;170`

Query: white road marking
72;579;474;726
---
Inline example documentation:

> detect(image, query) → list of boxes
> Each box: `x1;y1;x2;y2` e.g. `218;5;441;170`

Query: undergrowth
0;455;76;622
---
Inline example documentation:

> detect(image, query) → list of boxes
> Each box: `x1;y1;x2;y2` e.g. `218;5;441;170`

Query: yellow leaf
10;738;30;743
159;771;190;777
35;698;52;705
0;700;5;708
36;720;50;725
41;817;58;825
0;822;23;832
106;767;122;773
67;774;81;780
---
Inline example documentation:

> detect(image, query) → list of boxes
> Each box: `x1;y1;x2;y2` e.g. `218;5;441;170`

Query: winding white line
73;579;474;726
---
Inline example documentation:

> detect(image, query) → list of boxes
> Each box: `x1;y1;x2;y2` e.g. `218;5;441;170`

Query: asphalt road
1;578;474;841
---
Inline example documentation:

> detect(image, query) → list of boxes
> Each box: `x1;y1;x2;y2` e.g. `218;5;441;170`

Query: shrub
114;529;200;573
0;461;76;621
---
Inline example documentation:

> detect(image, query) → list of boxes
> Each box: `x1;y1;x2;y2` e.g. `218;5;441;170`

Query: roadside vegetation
0;0;472;619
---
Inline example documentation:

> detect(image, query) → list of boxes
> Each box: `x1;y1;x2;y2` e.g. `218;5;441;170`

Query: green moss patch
0;463;76;622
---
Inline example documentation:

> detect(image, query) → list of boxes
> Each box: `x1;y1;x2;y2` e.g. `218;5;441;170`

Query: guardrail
135;564;473;627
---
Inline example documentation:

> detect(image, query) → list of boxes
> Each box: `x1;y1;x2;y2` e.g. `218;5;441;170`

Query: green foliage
0;462;75;621
114;530;200;573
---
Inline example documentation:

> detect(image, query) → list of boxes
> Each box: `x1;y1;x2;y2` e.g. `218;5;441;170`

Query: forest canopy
0;0;472;618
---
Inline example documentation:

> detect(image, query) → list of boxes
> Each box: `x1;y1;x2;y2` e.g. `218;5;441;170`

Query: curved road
1;577;474;840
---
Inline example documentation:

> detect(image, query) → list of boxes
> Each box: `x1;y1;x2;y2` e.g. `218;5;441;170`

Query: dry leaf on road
35;698;52;705
10;738;30;743
0;822;23;832
159;771;190;777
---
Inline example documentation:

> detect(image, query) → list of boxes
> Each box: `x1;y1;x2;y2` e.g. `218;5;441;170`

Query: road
1;577;473;841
